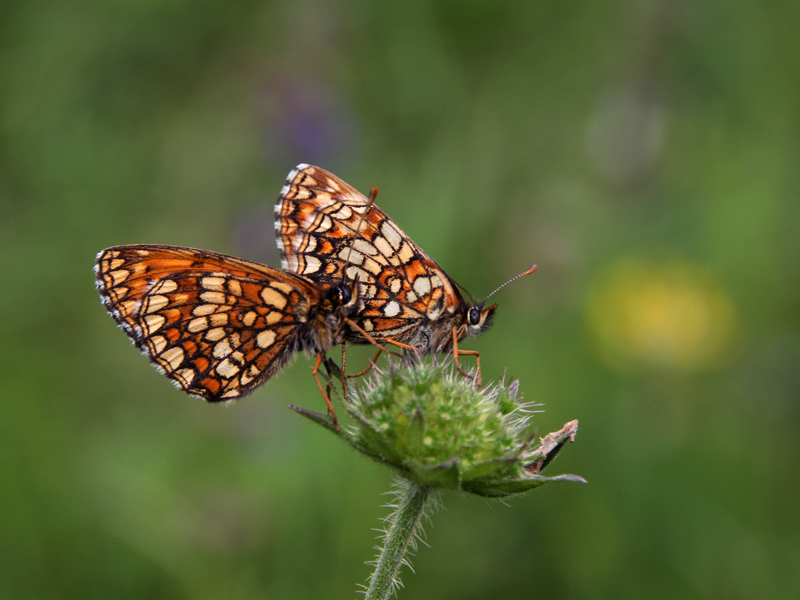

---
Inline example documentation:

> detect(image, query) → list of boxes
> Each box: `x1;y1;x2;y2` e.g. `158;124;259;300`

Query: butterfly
95;244;357;421
274;164;535;385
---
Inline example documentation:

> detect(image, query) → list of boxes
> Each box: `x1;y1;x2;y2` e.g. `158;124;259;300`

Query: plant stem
364;480;434;600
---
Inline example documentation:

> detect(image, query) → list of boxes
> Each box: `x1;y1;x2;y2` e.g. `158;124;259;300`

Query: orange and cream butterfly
274;164;535;384
95;244;357;419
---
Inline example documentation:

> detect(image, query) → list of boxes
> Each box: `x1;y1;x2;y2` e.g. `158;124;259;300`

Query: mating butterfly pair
96;165;526;414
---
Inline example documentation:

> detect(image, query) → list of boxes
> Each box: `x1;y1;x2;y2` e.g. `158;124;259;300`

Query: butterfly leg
451;326;482;388
345;337;419;382
344;318;413;358
339;343;349;401
343;319;417;380
321;355;341;404
345;346;386;380
385;339;417;352
313;353;339;429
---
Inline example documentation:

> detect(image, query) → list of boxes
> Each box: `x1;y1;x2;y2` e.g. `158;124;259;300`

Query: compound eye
468;307;481;325
338;284;352;305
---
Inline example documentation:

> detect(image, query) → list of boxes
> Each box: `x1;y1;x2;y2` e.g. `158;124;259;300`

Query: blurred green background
2;1;799;598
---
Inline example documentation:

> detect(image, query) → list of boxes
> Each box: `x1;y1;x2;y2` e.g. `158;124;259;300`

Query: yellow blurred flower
586;259;736;370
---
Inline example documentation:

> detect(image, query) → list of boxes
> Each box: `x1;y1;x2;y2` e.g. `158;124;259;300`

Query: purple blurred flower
259;76;359;171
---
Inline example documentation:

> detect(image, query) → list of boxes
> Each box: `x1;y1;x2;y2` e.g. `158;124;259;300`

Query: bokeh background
2;1;799;598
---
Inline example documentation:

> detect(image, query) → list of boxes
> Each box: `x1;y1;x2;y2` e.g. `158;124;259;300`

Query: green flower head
292;358;583;497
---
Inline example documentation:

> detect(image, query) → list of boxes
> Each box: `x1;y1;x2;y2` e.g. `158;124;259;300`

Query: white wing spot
143;314;165;334
413;277;431;296
150;335;167;354
303;256;321;274
209;313;228;327
201;277;226;291
193;304;216;316
339;247;364;265
362;257;382;275
397;243;414;263
109;270;130;285
152;280;178;294
353;239;378;255
145;295;169;313
332;206;352;220
381;222;402;249
384;301;401;317
261;287;287;309
374;236;393;257
216;358;239;378
161;346;184;370
188;317;209;332
228;332;241;350
200;291;226;304
227;279;242;296
257;330;276;349
271;281;294;295
213;339;232;358
205;327;226;341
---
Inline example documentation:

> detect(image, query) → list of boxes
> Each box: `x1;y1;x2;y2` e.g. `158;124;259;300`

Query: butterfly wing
95;244;319;401
274;164;465;344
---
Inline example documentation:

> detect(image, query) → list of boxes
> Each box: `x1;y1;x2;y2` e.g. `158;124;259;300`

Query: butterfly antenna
342;186;378;286
453;278;477;304
485;264;537;300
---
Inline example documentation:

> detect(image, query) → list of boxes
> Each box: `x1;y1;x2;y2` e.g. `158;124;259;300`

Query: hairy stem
364;480;434;600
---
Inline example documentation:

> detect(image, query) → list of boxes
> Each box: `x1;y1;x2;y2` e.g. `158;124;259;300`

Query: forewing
275;164;463;341
95;244;316;401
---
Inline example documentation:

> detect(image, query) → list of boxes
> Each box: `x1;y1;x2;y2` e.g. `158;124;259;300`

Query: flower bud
291;359;584;497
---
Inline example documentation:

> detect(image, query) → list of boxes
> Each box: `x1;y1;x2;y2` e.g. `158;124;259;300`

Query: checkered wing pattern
275;164;466;345
96;244;324;401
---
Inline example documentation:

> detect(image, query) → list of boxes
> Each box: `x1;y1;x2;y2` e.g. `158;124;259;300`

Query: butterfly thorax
297;280;358;355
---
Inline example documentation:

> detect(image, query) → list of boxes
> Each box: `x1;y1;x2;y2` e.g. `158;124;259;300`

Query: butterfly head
326;280;359;315
461;264;537;339
464;301;497;338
